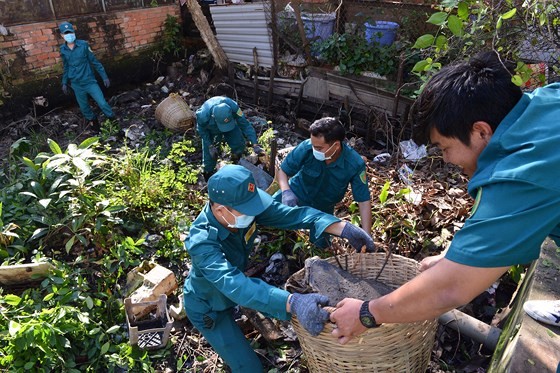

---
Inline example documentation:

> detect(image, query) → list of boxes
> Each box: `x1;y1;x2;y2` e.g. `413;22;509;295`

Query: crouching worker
196;96;265;181
183;165;374;372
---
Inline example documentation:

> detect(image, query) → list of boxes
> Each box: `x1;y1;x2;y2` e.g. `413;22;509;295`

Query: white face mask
223;207;255;228
312;142;336;161
63;33;76;43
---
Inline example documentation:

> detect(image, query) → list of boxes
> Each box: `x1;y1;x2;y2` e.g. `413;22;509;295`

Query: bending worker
183;165;375;372
329;51;560;357
275;117;372;247
196;96;265;180
59;21;114;131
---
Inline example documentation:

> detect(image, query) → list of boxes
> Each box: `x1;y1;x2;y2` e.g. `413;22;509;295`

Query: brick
33;61;46;69
35;35;49;42
4;53;18;61
38;53;52;61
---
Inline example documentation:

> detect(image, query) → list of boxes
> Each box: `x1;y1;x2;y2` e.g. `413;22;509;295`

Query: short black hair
309;117;346;143
412;51;522;145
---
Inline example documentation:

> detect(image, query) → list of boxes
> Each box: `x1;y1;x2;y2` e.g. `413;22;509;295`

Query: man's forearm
330;259;510;344
358;201;372;234
371;260;509;323
277;168;290;191
324;221;345;236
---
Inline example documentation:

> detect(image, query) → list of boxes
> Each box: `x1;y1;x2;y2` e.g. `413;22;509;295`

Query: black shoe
86;118;100;132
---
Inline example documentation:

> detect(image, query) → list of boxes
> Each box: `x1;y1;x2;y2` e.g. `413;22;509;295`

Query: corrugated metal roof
210;3;274;67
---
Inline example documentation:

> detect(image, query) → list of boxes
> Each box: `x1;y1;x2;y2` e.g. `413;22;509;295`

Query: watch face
360;315;375;328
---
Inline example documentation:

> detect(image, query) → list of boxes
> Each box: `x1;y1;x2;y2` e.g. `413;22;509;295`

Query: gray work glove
62;84;69;95
253;143;265;156
209;145;219;160
281;189;298;207
103;78;110;88
289;293;330;336
340;222;375;253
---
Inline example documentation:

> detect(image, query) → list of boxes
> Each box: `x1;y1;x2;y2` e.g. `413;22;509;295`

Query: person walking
59;21;115;131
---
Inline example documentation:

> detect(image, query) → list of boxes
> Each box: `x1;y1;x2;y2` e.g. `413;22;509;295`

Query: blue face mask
312;142;336;161
63;33;76;43
223;207;255;229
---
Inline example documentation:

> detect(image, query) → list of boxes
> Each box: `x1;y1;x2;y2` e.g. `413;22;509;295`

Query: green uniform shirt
281;139;370;213
183;201;339;319
446;83;560;267
60;40;108;86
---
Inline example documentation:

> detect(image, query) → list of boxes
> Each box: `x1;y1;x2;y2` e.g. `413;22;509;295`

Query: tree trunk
184;0;229;71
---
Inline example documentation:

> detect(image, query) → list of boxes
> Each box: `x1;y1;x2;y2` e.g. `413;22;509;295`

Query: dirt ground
0;62;518;372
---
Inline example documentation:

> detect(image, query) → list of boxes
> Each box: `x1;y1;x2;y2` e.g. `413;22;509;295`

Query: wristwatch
359;301;380;328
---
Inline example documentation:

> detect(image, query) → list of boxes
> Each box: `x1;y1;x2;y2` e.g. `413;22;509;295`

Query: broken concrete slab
129;264;178;319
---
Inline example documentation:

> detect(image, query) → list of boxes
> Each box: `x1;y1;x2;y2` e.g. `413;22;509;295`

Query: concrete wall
0;4;180;118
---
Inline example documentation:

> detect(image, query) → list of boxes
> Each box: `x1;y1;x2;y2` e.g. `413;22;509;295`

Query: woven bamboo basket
155;94;195;133
290;253;437;373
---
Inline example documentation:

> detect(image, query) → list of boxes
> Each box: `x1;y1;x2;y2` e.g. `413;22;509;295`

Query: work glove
340;222;375;253
281;189;298;207
103;78;110;88
253;143;265;156
289;293;330;336
209;145;219;160
62;84;68;95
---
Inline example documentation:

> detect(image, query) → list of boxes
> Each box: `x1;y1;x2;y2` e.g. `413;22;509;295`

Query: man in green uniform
183;165;374;372
329;52;560;348
59;21;114;131
196;96;265;180
274;117;372;247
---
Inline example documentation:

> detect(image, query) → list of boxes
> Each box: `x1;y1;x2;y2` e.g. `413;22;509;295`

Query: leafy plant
100;119;121;141
161;15;183;57
411;0;560;88
313;32;398;76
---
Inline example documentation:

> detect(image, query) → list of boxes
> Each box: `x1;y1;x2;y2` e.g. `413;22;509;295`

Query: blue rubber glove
103;78;110;88
62;84;68;95
281;189;298;207
253;143;265;156
340;222;375;253
289;293;330;336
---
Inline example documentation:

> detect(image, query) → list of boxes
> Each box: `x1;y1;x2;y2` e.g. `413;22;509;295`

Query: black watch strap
359;300;379;328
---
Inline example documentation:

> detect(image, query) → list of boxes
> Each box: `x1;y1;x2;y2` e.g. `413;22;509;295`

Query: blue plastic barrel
365;21;399;46
301;13;336;42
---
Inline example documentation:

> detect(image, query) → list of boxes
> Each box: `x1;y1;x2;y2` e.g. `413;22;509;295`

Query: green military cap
59;22;75;34
211;103;235;132
208;165;273;215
